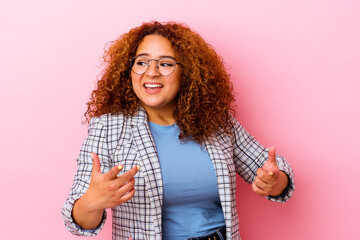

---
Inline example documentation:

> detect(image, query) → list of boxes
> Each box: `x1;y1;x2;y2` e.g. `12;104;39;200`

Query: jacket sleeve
231;117;295;202
61;116;112;235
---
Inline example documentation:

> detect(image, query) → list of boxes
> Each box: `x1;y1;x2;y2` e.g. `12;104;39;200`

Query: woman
62;21;295;240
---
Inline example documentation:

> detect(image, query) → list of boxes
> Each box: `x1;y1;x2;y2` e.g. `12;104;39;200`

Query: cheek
167;79;180;94
172;71;182;91
130;73;136;85
131;75;140;91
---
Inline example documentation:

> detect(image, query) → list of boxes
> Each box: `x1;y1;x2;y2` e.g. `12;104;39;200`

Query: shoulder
209;115;238;146
229;115;248;137
86;113;135;147
214;114;252;146
89;112;136;129
88;108;148;131
90;113;128;127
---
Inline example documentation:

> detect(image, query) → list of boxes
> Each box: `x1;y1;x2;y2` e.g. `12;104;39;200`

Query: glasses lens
158;57;176;76
132;56;148;75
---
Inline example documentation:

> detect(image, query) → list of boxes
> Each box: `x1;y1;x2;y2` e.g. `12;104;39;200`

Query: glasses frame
130;56;181;76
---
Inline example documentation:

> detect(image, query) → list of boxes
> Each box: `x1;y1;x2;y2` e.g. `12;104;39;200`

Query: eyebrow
135;53;176;59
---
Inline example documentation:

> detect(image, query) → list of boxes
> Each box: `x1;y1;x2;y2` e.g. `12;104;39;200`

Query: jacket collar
129;107;148;127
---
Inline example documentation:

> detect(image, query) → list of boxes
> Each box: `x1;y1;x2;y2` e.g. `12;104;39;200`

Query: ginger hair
85;21;236;144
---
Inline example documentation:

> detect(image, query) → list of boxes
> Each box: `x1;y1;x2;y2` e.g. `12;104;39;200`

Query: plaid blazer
62;109;295;240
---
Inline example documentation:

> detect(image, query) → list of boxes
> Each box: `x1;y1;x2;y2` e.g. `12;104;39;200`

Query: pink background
1;0;359;239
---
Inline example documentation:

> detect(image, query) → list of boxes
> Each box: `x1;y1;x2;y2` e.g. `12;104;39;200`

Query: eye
160;62;174;67
134;57;148;66
136;61;147;66
159;59;175;67
137;62;146;66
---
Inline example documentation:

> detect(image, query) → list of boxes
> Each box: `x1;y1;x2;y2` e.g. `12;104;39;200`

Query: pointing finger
115;177;136;194
269;168;280;178
104;164;124;181
117;166;140;185
257;167;280;182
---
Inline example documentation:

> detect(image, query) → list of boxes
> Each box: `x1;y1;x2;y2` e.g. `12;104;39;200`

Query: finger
257;167;280;182
116;166;140;185
263;146;278;175
256;168;269;184
268;146;277;165
91;152;101;175
254;175;267;190
104;164;124;181
252;182;267;197
254;179;274;196
269;168;280;178
116;178;135;195
116;187;136;205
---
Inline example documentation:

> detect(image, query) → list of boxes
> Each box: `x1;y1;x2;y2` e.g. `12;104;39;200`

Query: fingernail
268;171;273;176
118;165;123;170
90;153;93;159
137;166;140;170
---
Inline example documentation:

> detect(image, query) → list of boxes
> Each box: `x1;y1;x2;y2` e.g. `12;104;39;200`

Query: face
131;34;181;116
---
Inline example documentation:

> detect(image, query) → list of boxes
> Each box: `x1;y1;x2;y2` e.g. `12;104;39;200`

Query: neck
143;105;176;126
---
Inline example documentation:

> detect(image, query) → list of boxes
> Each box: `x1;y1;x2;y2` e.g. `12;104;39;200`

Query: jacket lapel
204;135;233;236
130;109;163;238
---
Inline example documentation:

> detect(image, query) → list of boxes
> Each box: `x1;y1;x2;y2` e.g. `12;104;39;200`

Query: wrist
72;194;104;230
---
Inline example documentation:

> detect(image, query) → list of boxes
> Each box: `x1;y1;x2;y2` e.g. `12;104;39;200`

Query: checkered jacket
62;109;295;239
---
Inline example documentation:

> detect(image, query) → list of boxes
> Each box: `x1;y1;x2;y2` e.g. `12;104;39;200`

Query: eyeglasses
130;56;181;76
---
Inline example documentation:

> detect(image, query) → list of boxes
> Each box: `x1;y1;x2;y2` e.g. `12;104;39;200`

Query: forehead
136;35;176;57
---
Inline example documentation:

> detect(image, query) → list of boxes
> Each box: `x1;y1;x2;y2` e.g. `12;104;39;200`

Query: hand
82;152;139;212
252;146;288;197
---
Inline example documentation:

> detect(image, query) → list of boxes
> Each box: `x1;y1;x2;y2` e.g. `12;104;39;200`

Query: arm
62;116;138;235
61;117;111;236
231;117;295;202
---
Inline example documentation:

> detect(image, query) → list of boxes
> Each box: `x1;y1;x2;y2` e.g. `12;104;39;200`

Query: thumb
91;152;101;175
267;146;277;165
263;146;279;176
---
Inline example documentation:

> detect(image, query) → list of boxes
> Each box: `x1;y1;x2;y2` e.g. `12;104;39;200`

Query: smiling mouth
144;83;163;89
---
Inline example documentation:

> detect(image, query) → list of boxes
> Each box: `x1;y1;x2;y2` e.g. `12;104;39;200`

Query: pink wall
1;0;359;239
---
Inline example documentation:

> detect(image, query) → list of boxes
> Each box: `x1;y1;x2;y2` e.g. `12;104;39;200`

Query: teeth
145;84;163;88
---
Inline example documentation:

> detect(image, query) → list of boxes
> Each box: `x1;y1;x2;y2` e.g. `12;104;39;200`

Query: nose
145;59;160;77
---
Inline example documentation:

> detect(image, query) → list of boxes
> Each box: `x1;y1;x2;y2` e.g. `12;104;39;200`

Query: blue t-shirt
149;122;225;239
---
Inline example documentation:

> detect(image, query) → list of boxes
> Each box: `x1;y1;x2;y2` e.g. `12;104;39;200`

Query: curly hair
85;21;236;144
